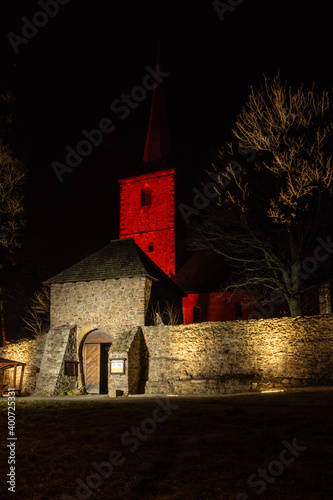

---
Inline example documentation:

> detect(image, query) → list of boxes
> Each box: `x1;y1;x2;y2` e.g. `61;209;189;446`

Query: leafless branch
188;73;333;316
21;286;50;336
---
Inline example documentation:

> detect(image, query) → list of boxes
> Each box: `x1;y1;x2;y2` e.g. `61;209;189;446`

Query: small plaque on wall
110;359;125;374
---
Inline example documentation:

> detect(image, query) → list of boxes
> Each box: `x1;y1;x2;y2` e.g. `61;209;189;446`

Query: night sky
1;0;333;292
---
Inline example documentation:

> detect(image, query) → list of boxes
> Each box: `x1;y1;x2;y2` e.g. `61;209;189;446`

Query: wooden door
83;344;100;394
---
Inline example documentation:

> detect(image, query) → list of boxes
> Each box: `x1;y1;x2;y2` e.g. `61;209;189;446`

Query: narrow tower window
141;184;152;206
193;306;201;324
148;243;154;253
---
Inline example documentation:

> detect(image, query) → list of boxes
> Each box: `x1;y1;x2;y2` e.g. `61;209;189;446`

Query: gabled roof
44;238;185;295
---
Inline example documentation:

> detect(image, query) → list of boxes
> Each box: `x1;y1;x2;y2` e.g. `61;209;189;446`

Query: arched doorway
82;330;112;394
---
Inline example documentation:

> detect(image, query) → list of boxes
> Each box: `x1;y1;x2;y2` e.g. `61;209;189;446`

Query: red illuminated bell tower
118;44;176;277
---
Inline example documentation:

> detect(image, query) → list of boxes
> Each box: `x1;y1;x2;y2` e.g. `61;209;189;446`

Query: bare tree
148;300;182;325
21;286;50;336
0;141;26;250
163;300;182;325
188;74;333;317
0;90;26;255
148;301;164;325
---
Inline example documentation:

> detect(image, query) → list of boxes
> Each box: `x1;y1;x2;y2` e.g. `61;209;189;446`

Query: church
30;49;259;396
114;47;257;326
44;47;259;328
27;50;331;397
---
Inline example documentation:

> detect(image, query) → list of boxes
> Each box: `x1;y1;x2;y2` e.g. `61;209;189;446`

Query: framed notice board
110;359;125;374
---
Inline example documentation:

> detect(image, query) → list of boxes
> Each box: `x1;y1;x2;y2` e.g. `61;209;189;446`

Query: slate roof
44;238;185;295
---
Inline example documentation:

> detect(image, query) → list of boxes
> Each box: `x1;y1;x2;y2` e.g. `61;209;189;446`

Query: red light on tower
118;40;176;277
119;168;176;276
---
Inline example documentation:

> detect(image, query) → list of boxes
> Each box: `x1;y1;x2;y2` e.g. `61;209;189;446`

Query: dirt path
7;384;333;403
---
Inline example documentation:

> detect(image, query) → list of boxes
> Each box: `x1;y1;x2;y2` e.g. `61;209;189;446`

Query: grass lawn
1;388;333;500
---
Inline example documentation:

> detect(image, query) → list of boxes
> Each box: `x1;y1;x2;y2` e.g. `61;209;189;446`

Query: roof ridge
43;238;185;296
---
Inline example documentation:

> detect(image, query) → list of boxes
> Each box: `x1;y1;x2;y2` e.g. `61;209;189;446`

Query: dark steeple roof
142;39;170;165
44;238;185;295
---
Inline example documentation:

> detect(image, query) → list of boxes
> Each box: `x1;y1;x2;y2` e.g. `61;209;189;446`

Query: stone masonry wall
142;314;333;395
50;276;152;341
108;329;138;397
35;326;77;396
128;328;148;394
107;328;148;397
0;335;46;395
2;314;333;397
53;326;78;395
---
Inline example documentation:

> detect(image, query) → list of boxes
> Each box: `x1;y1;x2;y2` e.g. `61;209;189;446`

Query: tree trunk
288;295;301;317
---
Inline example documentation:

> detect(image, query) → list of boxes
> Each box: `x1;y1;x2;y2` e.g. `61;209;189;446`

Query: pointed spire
143;39;170;164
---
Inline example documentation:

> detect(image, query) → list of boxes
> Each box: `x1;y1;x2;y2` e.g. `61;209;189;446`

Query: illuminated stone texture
50;277;150;333
0;335;46;395
142;314;333;394
2;314;333;396
35;326;77;395
107;328;148;397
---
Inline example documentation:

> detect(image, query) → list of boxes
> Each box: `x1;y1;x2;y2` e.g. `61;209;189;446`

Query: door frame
82;330;113;394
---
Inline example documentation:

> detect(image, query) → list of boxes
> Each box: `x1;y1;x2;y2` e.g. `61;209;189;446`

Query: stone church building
35;52;250;397
26;52;332;397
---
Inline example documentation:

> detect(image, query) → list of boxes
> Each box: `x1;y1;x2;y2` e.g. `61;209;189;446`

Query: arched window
193;306;201;323
141;184;152;206
235;303;243;320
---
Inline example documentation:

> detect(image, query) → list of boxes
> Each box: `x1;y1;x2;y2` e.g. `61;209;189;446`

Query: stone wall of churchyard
2;314;333;397
0;335;46;395
50;276;153;340
142;314;333;395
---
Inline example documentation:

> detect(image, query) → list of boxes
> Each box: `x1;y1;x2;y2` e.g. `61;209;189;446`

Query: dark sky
1;0;333;286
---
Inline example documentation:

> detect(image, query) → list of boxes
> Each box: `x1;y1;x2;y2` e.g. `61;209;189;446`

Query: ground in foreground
0;388;333;499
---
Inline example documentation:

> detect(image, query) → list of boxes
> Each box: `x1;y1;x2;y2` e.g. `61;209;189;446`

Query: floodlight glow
261;389;284;393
